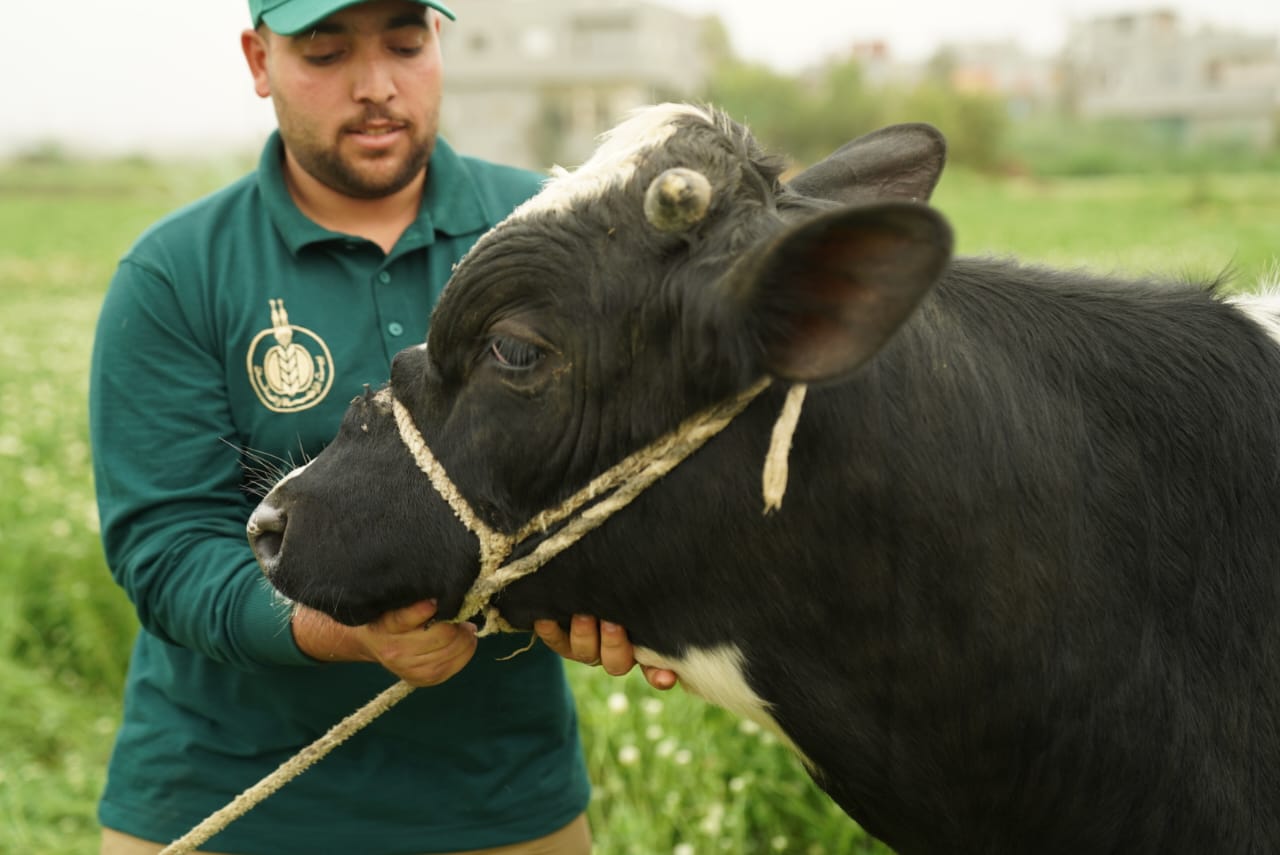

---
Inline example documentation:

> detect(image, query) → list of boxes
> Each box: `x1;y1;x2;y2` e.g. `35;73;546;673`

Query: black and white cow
249;104;1280;854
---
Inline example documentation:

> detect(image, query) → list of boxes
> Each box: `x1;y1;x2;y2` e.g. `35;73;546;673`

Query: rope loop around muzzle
388;376;806;633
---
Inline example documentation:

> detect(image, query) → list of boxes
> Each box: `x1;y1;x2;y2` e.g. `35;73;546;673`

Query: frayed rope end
762;383;807;514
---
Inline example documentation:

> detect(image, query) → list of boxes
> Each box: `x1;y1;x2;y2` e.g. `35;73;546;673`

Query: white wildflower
698;803;724;836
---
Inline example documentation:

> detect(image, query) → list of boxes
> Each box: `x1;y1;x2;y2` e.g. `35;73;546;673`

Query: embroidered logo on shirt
246;299;334;413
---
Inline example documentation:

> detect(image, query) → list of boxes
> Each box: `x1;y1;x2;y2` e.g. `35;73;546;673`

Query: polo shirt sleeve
90;256;313;669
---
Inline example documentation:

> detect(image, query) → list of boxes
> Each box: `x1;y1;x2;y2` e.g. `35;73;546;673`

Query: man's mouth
345;120;409;148
351;124;403;135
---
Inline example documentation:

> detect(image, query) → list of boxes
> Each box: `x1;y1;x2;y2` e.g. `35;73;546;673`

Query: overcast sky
5;0;1278;157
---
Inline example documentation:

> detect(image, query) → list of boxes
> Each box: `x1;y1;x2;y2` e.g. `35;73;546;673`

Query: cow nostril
247;504;287;568
254;530;283;564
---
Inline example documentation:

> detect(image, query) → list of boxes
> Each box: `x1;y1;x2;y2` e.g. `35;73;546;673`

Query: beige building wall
1063;10;1279;148
439;0;709;171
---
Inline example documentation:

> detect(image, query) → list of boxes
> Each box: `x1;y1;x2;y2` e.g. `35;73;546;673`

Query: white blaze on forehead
635;641;811;767
463;103;714;261
517;102;714;219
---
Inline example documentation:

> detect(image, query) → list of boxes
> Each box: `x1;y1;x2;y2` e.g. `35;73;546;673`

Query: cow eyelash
488;335;544;370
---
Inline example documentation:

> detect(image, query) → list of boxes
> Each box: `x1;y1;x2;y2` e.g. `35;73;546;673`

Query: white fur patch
635;642;808;765
1261;260;1280;293
1229;288;1280;346
464;103;713;261
268;459;311;492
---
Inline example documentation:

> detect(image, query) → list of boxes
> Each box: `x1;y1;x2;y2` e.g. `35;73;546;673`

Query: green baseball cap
250;0;456;35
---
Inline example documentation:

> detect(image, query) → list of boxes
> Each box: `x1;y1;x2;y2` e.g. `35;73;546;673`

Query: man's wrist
291;605;371;663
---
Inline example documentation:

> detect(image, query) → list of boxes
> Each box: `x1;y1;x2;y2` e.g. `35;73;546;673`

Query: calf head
249;104;952;625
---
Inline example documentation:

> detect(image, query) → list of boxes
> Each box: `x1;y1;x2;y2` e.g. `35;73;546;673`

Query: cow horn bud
644;168;712;233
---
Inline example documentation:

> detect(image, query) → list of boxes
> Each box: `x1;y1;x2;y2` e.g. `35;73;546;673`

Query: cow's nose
247;502;287;573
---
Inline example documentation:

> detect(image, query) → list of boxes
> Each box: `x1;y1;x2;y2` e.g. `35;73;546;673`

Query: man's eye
304;52;343;65
488;336;543;370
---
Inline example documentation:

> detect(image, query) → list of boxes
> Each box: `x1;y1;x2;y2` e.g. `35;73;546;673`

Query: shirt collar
257;132;490;256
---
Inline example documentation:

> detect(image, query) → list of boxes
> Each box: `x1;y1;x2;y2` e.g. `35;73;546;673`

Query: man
89;2;674;852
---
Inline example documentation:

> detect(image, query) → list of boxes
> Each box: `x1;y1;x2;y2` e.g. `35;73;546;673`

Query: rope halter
386;378;808;634
381;165;811;632
157;378;807;855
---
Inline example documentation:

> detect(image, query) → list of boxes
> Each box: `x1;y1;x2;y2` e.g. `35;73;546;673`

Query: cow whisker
224;439;300;496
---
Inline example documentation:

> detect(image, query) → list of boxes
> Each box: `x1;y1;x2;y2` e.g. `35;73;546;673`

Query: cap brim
262;0;455;35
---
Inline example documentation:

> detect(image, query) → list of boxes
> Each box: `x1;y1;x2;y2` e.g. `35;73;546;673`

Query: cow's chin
266;562;443;628
310;598;388;628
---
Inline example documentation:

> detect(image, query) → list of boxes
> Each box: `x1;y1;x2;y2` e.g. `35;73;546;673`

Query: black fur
250;106;1280;854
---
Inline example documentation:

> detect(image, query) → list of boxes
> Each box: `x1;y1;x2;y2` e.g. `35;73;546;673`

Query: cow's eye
488;335;543;370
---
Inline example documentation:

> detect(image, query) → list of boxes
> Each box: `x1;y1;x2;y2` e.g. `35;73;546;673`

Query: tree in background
702;43;1008;173
899;76;1008;173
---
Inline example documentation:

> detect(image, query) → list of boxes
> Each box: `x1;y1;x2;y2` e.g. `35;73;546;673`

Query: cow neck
387;378;808;634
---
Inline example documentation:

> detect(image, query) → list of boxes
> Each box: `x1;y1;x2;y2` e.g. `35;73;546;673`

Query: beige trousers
100;813;591;855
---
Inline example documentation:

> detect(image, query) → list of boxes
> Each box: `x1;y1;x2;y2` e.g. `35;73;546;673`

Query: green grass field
1;155;1276;855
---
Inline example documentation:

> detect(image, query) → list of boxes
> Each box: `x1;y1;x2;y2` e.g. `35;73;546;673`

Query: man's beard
279;106;436;199
301;140;433;199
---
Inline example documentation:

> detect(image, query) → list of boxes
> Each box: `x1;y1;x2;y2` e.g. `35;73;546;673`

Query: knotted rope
393;376;800;633
161;377;805;854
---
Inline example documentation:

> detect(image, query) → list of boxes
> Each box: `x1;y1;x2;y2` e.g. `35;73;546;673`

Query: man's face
245;0;443;199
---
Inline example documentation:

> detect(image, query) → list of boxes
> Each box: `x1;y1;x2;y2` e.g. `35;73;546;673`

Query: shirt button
388;322;404;336
378;272;391;284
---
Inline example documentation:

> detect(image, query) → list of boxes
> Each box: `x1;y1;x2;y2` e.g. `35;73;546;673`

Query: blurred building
439;0;709;171
1062;9;1280;147
934;40;1061;118
846;40;924;89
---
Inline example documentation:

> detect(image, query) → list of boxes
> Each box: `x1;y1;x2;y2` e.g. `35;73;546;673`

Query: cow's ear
787;123;947;205
731;202;952;383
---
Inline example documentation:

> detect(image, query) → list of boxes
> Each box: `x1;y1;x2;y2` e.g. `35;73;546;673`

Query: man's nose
351;54;396;105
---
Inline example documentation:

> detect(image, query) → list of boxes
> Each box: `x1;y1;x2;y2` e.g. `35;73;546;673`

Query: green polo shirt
89;134;589;854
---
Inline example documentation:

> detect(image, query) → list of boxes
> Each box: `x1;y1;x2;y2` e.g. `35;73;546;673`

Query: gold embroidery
247;299;335;413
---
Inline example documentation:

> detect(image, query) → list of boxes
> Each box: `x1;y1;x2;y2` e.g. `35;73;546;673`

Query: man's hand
534;615;678;691
292;600;478;687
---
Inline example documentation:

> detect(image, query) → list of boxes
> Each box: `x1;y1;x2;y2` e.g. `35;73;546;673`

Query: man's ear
730;202;953;383
241;29;271;100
